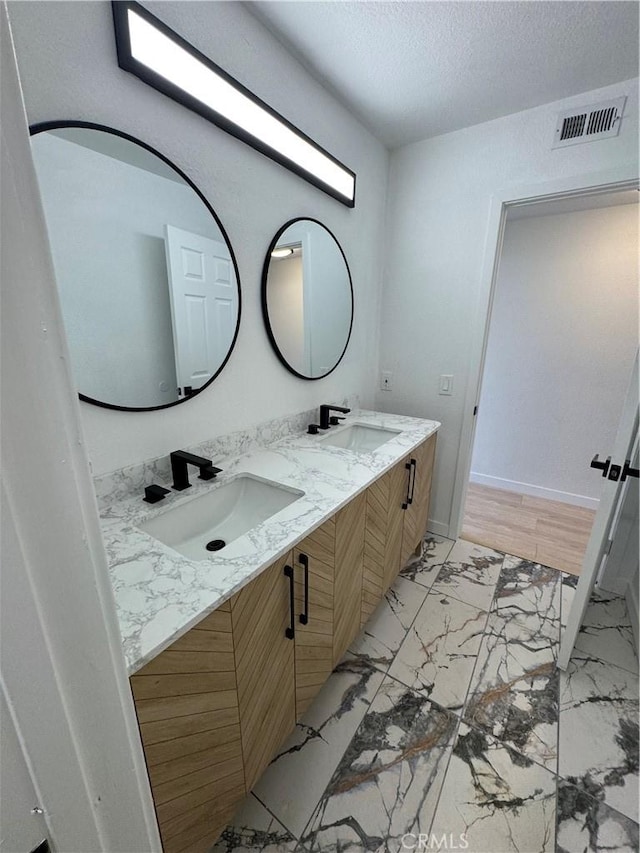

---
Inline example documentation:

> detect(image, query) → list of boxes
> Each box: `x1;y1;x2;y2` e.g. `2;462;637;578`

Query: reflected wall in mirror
262;219;353;380
30;122;241;411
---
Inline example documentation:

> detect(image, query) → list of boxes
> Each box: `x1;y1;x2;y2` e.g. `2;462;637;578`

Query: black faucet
170;450;222;491
319;404;351;430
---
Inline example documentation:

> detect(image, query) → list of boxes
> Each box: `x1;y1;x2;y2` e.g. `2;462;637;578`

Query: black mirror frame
261;217;354;381
29;119;242;413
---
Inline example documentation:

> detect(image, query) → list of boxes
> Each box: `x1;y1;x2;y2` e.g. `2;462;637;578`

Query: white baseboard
427;519;451;539
626;573;639;656
469;472;600;511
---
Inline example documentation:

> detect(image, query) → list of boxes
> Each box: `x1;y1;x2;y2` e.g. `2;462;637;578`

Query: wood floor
461;483;596;576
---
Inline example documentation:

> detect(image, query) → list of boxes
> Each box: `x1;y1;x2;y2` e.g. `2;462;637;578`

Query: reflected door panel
165;225;237;396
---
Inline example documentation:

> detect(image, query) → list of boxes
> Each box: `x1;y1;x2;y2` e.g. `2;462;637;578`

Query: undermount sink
138;474;304;561
319;422;401;453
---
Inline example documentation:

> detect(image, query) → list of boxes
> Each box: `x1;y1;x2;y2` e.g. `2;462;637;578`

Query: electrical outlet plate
381;371;392;391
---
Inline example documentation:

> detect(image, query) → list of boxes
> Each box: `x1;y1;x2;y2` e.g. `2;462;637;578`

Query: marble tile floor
213;535;639;853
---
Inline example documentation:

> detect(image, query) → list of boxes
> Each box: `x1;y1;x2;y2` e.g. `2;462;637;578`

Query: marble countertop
101;410;439;674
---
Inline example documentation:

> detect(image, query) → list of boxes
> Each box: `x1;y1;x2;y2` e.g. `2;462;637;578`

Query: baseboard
427;519;451;539
625;573;639;656
469;472;600;511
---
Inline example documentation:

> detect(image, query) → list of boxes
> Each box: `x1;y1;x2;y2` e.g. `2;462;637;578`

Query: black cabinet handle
403;458;417;508
284;565;295;640
621;459;639;482
402;461;412;510
590;454;611;477
409;458;417;503
298;553;309;625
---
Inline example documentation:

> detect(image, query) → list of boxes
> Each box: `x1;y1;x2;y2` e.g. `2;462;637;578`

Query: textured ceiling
247;1;639;148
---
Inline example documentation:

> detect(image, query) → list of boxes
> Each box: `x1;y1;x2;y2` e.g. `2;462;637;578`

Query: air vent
552;97;626;149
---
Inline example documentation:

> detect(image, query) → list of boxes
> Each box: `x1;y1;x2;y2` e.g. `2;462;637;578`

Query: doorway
460;189;639;575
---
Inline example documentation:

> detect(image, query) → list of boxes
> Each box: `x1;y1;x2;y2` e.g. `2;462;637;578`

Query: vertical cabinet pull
402;458;417;509
409;458;417;503
284;565;295;640
298;553;309;625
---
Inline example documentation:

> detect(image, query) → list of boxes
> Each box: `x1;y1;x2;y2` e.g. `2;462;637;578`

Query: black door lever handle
621;459;639;482
590;454;611;477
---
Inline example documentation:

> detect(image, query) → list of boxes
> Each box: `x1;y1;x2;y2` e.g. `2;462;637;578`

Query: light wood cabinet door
230;551;296;792
130;604;245;853
293;517;336;718
333;491;366;664
362;458;408;625
400;434;437;567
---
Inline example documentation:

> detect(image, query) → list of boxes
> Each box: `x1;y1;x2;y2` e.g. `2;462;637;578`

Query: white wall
8;0;389;475
1;7;159;847
376;78;639;535
471;202;639;508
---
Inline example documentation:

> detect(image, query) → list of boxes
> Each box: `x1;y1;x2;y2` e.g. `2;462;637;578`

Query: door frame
449;167;639;539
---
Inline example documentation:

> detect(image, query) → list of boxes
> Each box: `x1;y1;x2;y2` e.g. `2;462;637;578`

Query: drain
206;539;226;552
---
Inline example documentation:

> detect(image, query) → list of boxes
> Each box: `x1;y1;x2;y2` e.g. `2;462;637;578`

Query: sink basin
138;474;304;561
319;423;401;453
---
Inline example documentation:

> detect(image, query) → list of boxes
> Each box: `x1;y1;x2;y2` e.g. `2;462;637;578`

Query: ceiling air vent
552;96;626;149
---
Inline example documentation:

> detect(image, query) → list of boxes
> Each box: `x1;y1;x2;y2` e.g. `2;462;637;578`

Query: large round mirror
30;122;241;411
262;219;353;380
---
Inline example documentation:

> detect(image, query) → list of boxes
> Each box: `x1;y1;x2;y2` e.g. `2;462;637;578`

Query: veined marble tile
574;591;638;675
300;677;457;852
388;592;489;714
559;653;639;823
492;555;561;634
463;612;559;771
348;576;428;674
430;539;504;611
213;794;298;852
400;534;455;588
557;778;639;853
560;573;578;628
429;722;556;853
252;658;384;839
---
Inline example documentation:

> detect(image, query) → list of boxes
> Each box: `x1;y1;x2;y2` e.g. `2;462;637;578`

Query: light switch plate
439;374;453;395
381;371;392;391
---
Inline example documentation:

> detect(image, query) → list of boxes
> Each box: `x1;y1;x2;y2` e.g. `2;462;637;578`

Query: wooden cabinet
130;432;435;852
400;434;437;567
293;519;336;718
292;493;366;716
130;553;297;853
363;434;438;622
130;603;245;853
332;491;366;664
362;459;407;625
230;551;296;791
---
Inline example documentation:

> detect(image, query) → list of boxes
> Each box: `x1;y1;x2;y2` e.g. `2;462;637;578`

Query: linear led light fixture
112;2;356;207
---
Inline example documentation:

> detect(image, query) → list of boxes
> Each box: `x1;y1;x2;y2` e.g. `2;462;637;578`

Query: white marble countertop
101;410;439;674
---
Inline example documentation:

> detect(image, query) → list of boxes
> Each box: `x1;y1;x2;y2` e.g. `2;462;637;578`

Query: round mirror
262;218;353;380
29;122;241;411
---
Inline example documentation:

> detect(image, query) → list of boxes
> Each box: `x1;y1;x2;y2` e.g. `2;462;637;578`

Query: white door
558;349;639;669
165;224;237;397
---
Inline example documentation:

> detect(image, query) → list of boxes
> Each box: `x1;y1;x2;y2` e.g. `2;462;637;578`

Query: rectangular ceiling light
112;2;356;207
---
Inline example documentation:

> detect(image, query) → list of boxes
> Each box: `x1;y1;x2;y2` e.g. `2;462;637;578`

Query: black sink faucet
319;404;351;430
170;450;222;491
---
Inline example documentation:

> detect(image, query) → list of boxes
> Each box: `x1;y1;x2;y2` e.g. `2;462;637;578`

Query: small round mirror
29;122;241;411
262;219;354;380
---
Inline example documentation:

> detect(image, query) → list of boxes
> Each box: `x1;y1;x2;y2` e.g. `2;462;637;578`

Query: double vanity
27;97;438;853
100;410;439;852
